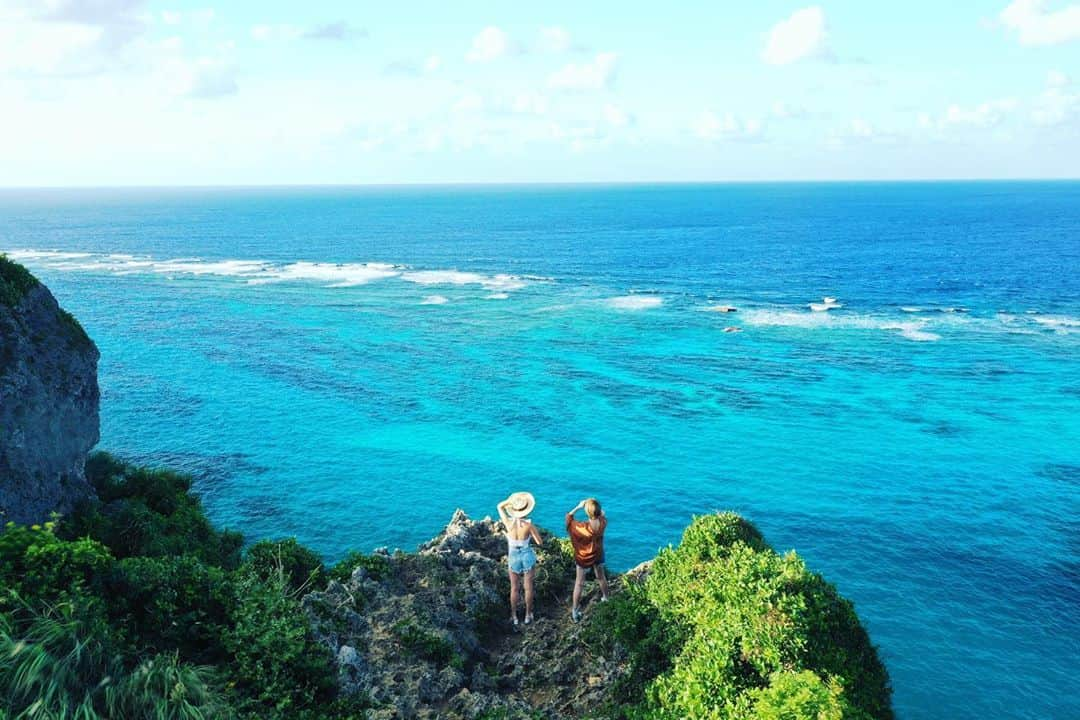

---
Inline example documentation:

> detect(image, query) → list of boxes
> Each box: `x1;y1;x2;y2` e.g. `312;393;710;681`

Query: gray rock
0;265;99;526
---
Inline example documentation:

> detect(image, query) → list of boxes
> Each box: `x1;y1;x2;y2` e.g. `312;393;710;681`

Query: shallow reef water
3;182;1079;719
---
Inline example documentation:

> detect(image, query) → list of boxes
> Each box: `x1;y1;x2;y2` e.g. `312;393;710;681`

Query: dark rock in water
303;510;628;719
0;258;100;524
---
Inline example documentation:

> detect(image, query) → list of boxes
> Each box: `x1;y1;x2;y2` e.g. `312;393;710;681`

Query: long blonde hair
584;498;601;519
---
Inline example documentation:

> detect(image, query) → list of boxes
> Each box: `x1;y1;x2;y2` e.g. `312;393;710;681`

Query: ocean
2;182;1078;719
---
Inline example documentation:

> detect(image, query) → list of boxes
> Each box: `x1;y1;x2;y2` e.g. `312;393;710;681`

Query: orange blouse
566;514;607;567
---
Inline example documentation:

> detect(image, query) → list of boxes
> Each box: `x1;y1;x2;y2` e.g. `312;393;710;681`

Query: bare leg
508;569;520;622
596;564;610;600
572;565;586;612
524;567;536;620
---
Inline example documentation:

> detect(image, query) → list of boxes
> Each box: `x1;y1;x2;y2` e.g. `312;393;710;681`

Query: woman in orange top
566;497;610;622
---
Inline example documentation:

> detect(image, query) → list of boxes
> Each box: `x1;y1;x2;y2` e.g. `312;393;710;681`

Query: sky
0;0;1078;186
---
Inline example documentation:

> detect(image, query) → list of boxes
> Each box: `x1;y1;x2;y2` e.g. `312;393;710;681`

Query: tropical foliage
0;452;365;720
590;512;892;719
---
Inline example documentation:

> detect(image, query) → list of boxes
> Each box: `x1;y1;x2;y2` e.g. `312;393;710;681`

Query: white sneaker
512;615;519;627
571;607;582;623
524;613;534;625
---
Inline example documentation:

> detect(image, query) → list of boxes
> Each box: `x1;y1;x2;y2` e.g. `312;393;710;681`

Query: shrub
0;597;224;720
0;255;38;307
611;513;892;719
66;451;243;569
107;555;236;662
328;549;391;583
740;670;848;720
244;538;326;594
224;571;337;717
392;618;462;669
584;582;687;710
0;521;113;610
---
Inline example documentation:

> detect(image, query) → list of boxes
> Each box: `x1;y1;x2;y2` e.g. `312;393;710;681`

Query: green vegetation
328;549;391;583
1;450;893;719
0;254;38;308
391;618;463;669
588;513;892;720
0;452;367;719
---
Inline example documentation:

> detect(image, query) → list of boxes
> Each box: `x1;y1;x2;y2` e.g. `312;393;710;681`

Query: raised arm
496;499;511;525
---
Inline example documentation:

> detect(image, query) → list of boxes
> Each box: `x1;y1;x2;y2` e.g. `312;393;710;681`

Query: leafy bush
65;452;243;569
224;571;337;717
244;538;326;594
328;549;391;583
740;670;848;720
108;555;236;662
0;521;113;610
0;254;38;307
584;582;687;710
392;618;463;669
595;513;892;720
0;597;224;720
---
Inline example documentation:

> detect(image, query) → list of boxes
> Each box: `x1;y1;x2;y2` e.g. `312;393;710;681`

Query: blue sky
0;0;1078;185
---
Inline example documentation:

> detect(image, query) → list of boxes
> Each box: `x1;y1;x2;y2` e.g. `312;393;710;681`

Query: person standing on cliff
497;491;544;627
566;498;609;622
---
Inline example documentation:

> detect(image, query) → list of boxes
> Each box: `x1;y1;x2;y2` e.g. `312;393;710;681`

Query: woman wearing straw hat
497;491;544;626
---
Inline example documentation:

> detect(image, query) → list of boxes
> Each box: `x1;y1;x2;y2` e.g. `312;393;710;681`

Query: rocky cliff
0;256;100;524
303;510;634;719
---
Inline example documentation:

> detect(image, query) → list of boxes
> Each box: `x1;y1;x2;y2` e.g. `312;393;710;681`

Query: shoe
571;607;582;623
600;595;609;602
524;613;534;625
512;615;519;627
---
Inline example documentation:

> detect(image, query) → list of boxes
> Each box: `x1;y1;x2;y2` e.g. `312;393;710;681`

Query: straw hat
504;491;535;519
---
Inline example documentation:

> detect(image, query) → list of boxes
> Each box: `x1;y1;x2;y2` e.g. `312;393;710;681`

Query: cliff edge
0;255;100;524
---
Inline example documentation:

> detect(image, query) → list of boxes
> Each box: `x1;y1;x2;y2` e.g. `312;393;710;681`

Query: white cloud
452;91;485;113
603;104;632;127
183;59;238;99
1032;73;1078;125
0;0;147;75
547;51;618;91
538;26;572;53
1047;69;1070;88
303;21;363;41
762;6;831;65
511;91;549;115
424;55;442;73
466;26;510;62
772;101;807;119
161;10;181;25
694;111;764;141
850;118;874;137
941;98;1018;127
548;123;604;152
999;1;1080;46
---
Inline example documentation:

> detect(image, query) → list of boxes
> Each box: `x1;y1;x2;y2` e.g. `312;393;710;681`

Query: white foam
742;308;941;341
607;295;663;310
485;293;510;300
267;261;400;286
401;270;526;291
420;295;449;305
703;304;738;313
1031;315;1080;333
809;296;843;312
882;322;941;342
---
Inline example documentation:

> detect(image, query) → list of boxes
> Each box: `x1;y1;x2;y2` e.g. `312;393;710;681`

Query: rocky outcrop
0;256;100;525
303;510;630;719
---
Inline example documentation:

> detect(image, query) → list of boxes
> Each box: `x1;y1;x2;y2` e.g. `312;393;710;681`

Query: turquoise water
2;183;1078;718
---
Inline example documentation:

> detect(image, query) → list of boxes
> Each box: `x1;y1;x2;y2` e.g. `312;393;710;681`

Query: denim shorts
508;545;537;574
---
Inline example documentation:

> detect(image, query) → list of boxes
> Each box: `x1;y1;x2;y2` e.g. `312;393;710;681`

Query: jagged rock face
0;262;100;525
303;510;630;720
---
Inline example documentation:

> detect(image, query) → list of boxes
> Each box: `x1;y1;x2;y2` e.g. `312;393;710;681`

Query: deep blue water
2;182;1078;719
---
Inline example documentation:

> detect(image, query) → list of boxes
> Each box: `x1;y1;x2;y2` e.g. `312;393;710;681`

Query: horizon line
1;177;1079;191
